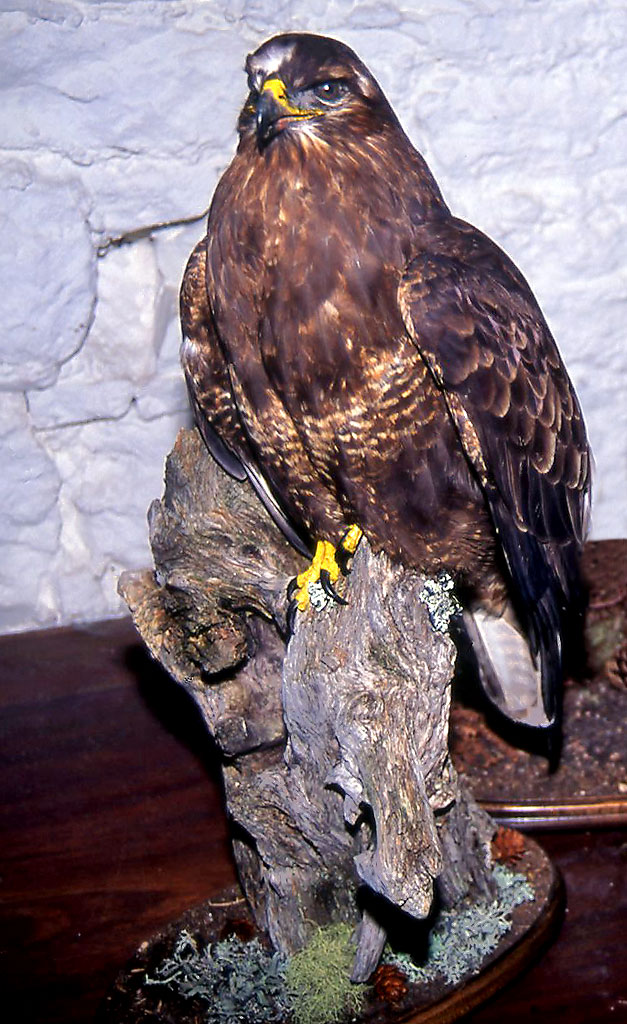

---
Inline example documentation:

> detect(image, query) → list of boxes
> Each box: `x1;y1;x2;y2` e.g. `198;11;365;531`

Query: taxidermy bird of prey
181;33;591;731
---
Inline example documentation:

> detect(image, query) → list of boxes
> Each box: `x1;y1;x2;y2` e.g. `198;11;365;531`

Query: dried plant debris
491;826;526;864
384;865;534;987
606;640;627;690
146;931;293;1024
286;923;367;1024
451;677;627;803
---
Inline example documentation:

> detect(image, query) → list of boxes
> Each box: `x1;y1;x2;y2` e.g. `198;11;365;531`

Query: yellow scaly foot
287;525;363;633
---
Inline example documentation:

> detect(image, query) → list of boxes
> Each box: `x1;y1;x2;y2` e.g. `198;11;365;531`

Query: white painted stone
37;406;188;626
0;4;251;237
0;395;62;631
0;0;625;633
135;369;191;422
0;163;96;390
27;238;161;428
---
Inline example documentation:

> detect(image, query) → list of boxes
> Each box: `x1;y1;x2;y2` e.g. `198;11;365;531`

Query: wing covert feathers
399;218;590;554
400;217;590;724
180;238;247;480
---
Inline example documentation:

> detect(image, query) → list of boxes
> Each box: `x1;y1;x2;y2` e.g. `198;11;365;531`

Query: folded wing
399;217;591;725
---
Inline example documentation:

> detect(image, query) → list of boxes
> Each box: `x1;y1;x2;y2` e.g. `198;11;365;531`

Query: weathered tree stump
119;427;496;982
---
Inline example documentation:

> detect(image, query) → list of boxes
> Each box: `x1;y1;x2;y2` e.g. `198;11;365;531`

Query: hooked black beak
256;89;284;148
255;77;313;149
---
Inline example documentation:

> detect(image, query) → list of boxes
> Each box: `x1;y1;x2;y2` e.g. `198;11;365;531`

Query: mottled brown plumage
181;33;590;730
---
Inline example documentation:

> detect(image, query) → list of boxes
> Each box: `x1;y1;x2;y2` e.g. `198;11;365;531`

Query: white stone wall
1;0;625;634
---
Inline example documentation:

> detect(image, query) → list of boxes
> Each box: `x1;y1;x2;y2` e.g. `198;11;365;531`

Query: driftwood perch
119;427;496;981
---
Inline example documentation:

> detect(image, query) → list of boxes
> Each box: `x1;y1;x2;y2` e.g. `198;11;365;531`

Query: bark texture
119;427;496;981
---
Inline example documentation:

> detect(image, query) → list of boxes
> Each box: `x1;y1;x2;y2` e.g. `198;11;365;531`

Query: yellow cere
261;77;289;102
261;76;320;118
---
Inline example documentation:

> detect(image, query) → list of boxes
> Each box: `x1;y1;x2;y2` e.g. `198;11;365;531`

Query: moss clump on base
145;923;367;1024
286;922;366;1024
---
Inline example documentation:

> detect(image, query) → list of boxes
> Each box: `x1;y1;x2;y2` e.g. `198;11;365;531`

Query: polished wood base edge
481;798;627;831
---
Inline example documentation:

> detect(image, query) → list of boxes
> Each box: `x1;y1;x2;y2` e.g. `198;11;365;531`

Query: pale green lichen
145;923;368;1024
146;931;293;1023
385;864;535;986
418;570;462;633
285;922;366;1024
585;616;624;671
145;868;534;1021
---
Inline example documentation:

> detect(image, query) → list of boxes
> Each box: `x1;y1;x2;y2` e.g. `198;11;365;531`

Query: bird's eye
311;80;348;104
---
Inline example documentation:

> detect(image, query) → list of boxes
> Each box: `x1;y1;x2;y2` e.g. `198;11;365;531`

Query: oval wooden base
99;833;563;1024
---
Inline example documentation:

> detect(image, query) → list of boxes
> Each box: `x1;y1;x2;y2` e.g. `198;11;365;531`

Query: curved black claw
286;598;299;637
335;545;352;576
286;577;299;601
320;569;348;606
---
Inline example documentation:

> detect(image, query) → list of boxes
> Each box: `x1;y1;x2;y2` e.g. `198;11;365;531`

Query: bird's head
238;32;397;150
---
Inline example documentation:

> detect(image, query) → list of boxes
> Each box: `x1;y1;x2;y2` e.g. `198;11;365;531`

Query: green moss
385;864;534;987
145;923;368;1024
286;922;366;1024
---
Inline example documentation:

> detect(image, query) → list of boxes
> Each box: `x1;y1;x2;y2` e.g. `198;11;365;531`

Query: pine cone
491;826;526;864
372;963;409;1003
606;640;627;689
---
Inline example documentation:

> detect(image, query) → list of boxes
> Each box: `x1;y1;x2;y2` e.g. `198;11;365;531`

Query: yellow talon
291;525;363;614
295;540;341;611
341;524;363;556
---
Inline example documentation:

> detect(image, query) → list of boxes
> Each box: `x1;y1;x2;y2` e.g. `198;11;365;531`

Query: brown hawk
180;33;590;733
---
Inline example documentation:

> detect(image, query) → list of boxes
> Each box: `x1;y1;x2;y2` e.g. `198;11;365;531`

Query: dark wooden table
1;618;626;1023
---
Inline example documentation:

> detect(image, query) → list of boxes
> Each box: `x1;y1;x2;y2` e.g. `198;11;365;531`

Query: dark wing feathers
180;239;247;480
399;219;590;553
400;219;590;720
180;238;311;557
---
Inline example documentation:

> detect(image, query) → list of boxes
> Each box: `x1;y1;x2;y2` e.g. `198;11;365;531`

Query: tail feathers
487;503;581;728
463;604;553;728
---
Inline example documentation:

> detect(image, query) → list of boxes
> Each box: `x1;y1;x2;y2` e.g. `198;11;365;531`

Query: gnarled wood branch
119;427;496;980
